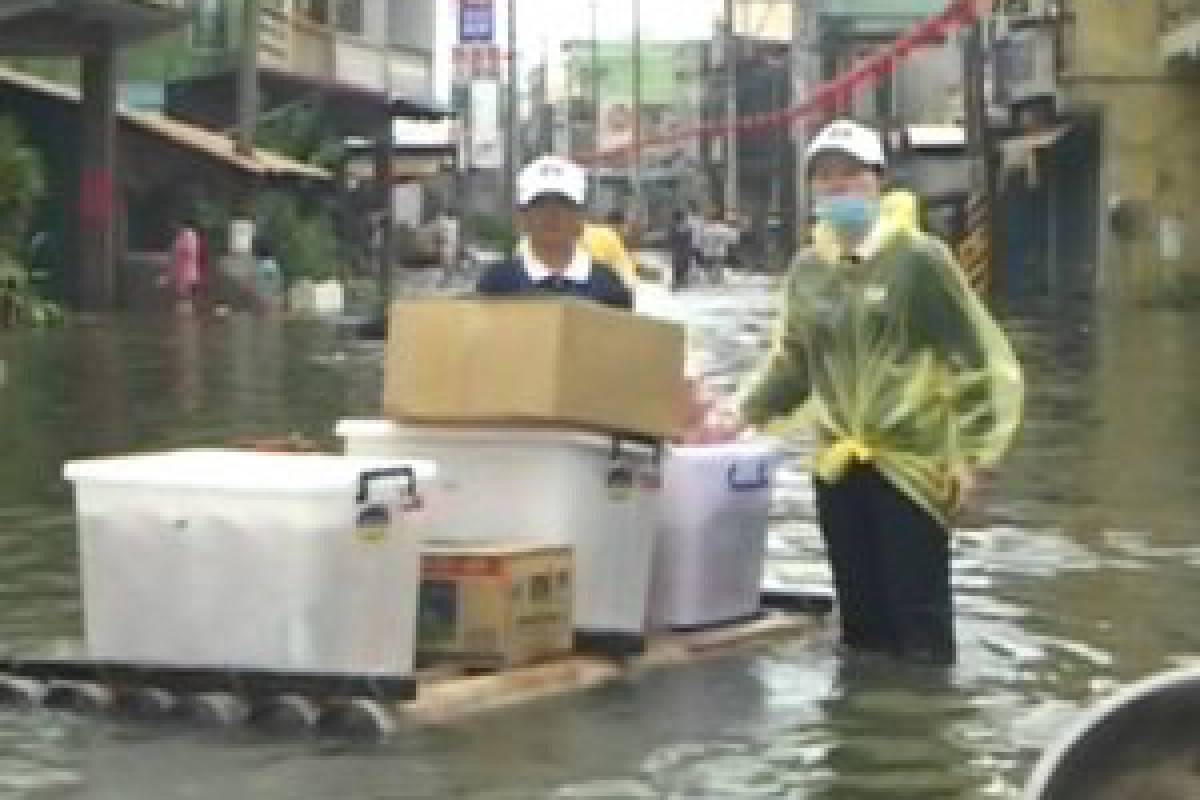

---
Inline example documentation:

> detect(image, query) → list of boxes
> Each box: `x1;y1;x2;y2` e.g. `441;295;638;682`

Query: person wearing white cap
737;119;1024;665
476;156;633;309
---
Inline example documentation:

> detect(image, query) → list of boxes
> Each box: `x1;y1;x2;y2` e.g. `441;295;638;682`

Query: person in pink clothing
171;222;200;302
195;227;209;301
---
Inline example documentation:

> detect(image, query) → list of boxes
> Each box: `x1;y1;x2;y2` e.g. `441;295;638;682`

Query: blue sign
459;0;494;43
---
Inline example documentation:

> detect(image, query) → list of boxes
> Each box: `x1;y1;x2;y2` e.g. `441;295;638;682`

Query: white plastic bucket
649;441;777;629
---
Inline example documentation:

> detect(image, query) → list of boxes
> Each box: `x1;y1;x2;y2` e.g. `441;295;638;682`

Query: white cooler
64;450;436;678
649;441;777;630
335;420;661;654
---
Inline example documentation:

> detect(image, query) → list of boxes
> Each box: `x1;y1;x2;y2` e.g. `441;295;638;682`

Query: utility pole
232;0;260;279
504;0;518;219
632;0;643;231
724;0;738;219
237;0;258;158
963;14;1001;302
791;0;819;247
591;0;600;154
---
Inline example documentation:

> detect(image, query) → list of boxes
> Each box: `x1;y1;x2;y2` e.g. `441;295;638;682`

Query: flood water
0;280;1197;799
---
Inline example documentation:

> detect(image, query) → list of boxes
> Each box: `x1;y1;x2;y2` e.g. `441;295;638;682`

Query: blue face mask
813;195;880;237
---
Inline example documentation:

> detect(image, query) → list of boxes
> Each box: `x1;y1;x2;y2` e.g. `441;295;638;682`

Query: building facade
817;0;964;125
560;39;709;168
1060;0;1200;305
121;0;435;110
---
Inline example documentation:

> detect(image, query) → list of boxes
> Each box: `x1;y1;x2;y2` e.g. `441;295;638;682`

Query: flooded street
0;282;1197;799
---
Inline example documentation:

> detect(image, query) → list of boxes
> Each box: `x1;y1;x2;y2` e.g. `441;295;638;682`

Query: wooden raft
403;611;825;724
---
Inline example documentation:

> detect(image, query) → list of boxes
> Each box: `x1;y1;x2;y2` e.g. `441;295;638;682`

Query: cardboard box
417;542;574;669
384;299;686;439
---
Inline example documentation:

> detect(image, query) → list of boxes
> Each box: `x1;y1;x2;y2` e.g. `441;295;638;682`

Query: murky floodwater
0;280;1197;799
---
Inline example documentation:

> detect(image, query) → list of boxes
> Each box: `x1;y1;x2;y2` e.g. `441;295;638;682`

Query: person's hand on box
677;378;745;445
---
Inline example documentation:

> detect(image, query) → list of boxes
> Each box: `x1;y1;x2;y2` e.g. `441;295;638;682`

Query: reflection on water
0;288;1197;798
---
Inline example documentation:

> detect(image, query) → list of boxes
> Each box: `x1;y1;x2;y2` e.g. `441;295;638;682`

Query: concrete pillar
375;115;394;303
79;32;118;310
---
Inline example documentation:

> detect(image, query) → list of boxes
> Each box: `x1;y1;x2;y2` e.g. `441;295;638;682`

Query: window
190;0;227;50
335;0;363;35
998;0;1032;13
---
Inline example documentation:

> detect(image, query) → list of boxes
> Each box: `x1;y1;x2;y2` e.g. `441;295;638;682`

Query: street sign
469;80;503;169
458;0;494;44
452;44;506;85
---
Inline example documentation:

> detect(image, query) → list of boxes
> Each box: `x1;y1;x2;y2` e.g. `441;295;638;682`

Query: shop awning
0;0;184;55
167;67;454;138
1161;17;1200;67
0;67;331;182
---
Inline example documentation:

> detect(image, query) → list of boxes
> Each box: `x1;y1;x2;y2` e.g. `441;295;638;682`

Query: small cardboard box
384;298;686;439
417;542;574;669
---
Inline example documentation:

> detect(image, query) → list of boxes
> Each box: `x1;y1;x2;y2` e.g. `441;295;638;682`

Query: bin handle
356;466;417;505
727;461;770;492
609;434;663;467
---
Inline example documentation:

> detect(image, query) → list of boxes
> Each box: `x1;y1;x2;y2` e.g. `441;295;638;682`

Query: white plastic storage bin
649;441;777;630
64;450;436;677
335;420;661;653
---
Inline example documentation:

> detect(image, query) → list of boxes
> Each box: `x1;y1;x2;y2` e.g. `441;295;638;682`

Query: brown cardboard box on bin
384;298;686;439
417;542;574;669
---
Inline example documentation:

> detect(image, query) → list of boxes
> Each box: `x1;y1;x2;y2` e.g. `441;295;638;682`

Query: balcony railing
253;6;431;95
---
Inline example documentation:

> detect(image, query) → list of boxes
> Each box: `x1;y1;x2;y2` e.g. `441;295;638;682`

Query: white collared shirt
518;238;593;284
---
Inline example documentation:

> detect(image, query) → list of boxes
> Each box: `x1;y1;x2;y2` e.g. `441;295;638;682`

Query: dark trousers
670;250;689;289
814;465;955;665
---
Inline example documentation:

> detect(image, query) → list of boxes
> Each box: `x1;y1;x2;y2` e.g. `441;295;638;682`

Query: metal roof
0;66;331;181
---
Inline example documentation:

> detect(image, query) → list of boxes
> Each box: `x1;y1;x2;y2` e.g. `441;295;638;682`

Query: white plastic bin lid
335;419;402;440
667;438;782;461
63;449;436;493
335;419;658;455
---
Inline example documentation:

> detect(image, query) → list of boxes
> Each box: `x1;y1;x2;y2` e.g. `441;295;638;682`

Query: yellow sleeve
921;235;1024;468
737;266;811;426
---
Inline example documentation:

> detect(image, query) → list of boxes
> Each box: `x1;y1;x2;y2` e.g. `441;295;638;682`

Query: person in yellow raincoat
738;120;1023;664
582;210;639;288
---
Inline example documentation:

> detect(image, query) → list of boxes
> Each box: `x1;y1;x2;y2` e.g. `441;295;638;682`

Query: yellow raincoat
581;224;638;287
739;191;1023;526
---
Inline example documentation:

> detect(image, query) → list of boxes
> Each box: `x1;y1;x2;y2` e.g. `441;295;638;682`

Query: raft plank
403;611;821;723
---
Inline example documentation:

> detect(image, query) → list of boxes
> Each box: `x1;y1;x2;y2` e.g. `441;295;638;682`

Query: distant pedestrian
253;236;283;312
195;226;210;306
668;209;692;290
699;211;738;281
171;221;200;309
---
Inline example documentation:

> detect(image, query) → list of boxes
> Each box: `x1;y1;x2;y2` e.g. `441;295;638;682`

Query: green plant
467;212;517;254
255;101;346;170
0;117;61;327
189;196;232;257
255;191;340;282
0;252;64;328
0;117;46;255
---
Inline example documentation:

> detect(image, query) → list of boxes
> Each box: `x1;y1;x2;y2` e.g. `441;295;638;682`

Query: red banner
578;0;980;165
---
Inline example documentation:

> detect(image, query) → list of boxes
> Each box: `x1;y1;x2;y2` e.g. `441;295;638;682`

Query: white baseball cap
517;156;588;208
805;119;887;171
